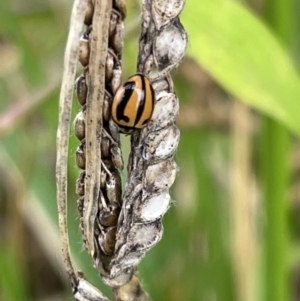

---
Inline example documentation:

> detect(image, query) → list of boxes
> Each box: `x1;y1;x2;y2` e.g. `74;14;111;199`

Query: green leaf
182;0;300;135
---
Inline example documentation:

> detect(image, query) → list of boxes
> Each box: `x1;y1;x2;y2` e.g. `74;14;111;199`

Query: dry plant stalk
56;0;187;300
56;0;113;299
74;0;138;291
56;0;88;291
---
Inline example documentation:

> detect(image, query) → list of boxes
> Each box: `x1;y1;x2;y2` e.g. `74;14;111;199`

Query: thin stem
261;2;291;300
261;119;289;301
56;0;88;289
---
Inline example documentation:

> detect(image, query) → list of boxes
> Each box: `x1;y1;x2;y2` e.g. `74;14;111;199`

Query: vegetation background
0;0;300;300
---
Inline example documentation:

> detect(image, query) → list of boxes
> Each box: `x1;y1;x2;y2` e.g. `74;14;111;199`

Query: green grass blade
0;1;44;84
0;246;31;301
182;0;300;136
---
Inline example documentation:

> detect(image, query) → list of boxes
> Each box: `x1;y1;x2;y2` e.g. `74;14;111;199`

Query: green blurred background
1;0;300;300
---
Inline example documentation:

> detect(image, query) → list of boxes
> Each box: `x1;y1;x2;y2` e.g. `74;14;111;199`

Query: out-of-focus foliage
0;0;300;301
183;0;300;135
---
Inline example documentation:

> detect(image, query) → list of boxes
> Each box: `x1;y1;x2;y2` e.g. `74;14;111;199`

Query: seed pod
109;0;186;284
74;111;86;141
76;141;86;170
75;75;88;106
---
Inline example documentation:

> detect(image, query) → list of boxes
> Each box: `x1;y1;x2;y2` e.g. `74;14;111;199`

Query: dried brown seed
101;136;111;158
76;141;86;169
98;227;117;255
103;92;112;122
106;173;122;204
113;0;127;19
99;205;120;227
77;197;84;217
109;10;119;38
78;36;90;67
111;68;122;94
74;111;86;141
102;159;114;171
100;169;108;189
110;144;124;170
76;171;86;196
84;0;94;25
75;75;88;106
108;119;120;144
106;51;114;81
111;22;123;54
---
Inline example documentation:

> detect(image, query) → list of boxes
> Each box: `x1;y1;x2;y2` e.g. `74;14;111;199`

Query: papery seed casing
138;192;171;222
152;0;186;29
153;22;187;73
143;125;180;163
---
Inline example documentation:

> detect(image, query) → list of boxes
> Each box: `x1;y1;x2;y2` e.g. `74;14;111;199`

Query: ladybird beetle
111;74;155;134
